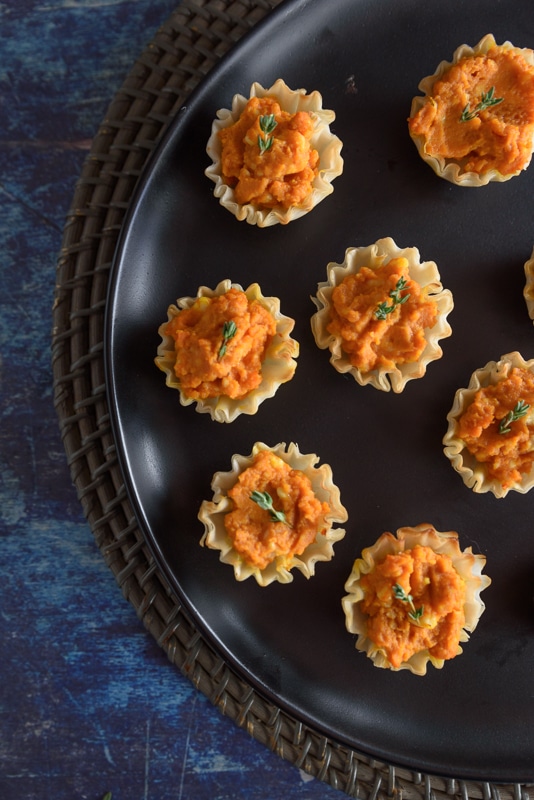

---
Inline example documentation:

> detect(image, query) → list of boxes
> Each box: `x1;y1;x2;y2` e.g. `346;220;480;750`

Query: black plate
106;0;534;783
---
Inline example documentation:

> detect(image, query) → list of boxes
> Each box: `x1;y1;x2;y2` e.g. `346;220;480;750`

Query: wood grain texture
0;1;343;798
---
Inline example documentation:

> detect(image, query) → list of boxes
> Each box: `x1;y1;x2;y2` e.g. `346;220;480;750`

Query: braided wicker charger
51;2;532;798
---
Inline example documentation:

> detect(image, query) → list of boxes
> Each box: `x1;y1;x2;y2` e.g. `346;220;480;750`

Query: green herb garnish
393;583;424;625
257;113;277;154
250;490;288;525
102;793;112;800
217;320;237;360
375;276;410;320
460;86;503;122
498;399;530;434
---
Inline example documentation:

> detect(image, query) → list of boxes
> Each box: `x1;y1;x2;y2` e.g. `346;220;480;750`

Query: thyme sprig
375;276;410;320
258;113;277;154
393;583;424;625
460;86;503;122
250;490;288;525
217;320;237;360
498;399;530;434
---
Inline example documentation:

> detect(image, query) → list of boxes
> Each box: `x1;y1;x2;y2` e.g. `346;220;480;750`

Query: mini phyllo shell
523;246;534;323
310;237;453;393
408;34;534;186
155;279;298;423
342;524;491;675
205;78;344;227
443;351;534;498
198;442;348;586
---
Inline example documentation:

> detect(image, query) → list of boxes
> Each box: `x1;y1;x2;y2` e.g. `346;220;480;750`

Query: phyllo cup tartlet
342;524;491;675
205;78;344;227
310;237;453;393
155;279;299;423
443;351;534;498
523;246;534;323
198;441;348;586
408;34;534;186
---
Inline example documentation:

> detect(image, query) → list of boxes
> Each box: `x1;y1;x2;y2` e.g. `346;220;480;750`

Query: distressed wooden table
0;2;343;798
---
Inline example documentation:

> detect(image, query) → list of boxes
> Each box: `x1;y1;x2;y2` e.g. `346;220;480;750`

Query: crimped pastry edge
443;351;534;498
408;33;534;186
310;236;454;392
523;246;534;323
198;441;348;586
154;279;299;423
341;524;491;675
204;78;344;227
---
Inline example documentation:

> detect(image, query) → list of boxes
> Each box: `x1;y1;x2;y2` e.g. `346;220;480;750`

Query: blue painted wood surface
0;2;345;798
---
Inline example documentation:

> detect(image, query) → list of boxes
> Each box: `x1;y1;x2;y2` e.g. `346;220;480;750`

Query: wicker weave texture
51;2;533;798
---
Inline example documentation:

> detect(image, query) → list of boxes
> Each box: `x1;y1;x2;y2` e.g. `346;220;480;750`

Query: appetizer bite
443;351;534;497
523;246;534;323
198;442;348;586
408;34;534;185
155;280;298;423
310;237;453;392
205;78;344;226
342;524;491;675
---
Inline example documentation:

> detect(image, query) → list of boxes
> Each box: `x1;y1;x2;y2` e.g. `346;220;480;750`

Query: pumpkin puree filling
218;96;319;209
224;450;331;570
456;367;534;488
164;288;275;400
360;545;466;668
409;46;534;175
327;257;438;372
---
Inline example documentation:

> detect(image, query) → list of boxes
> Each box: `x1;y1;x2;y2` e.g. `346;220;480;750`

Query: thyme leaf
498;399;530;434
217;320;237;360
375;276;410;320
258;113;277;154
460;86;503;122
250;490;288;525
393;583;424;625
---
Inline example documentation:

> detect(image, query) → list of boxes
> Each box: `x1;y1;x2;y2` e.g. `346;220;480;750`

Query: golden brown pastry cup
205;78;344;227
341;524;491;675
198;441;348;586
408;34;534;186
310;237;453;392
523;246;534;322
443;351;534;498
155;279;299;423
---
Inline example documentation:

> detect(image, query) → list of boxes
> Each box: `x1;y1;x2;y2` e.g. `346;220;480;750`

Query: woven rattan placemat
51;2;532;797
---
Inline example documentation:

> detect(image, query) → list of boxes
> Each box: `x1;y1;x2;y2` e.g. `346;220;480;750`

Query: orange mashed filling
219;96;319;209
164;288;275;400
360;545;466;669
327;257;438;372
224;450;331;570
457;367;534;488
409;46;534;175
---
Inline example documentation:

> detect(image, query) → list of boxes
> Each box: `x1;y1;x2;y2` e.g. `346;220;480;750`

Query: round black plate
106;0;534;782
